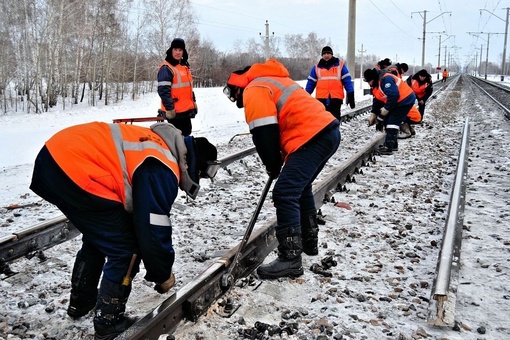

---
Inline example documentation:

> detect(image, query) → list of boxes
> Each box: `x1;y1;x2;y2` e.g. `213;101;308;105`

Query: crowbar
220;177;274;290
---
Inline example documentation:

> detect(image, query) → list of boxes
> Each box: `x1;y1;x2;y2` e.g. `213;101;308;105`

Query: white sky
192;0;510;69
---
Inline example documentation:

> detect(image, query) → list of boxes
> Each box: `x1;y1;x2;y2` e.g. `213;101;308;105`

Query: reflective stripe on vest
247;77;301;130
109;123;178;211
159;61;195;113
165;64;192;89
374;73;413;103
315;61;345;99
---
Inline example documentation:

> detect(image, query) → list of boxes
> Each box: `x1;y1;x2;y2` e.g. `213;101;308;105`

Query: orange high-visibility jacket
442;69;448;78
45;122;180;212
158;61;196;114
372;73;414;104
243;59;336;160
314;60;345;99
410;79;428;99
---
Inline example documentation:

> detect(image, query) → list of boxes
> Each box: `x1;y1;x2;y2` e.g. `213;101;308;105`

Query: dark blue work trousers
272;122;341;230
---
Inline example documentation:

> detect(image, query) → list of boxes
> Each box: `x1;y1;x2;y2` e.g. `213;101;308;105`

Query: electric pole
358;44;366;89
412;10;451;67
468;32;504;79
259;20;273;60
480;8;510;80
347;0;356;81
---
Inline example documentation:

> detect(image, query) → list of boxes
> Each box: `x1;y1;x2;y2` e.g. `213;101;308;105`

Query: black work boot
257;227;304;279
301;210;319;256
376;128;399;155
67;249;105;319
94;278;134;340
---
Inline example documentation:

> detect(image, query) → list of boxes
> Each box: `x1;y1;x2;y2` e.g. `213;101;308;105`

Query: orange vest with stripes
45;122;180;212
372;73;414;103
158;61;196;113
314;60;345;99
244;76;336;160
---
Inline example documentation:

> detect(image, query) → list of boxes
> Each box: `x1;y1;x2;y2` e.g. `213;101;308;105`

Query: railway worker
442;68;449;83
305;45;355;120
364;67;416;155
378;60;408;79
406;69;433;121
375;58;392;71
224;58;341;279
157;38;198;136
30;121;217;340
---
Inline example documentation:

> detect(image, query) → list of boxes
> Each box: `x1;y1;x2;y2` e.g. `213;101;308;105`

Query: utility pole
411;10;451;67
431;32;449;79
347;0;356;81
443;45;448;69
468;32;504;79
480;8;510;80
259;20;273;60
358;43;366;89
435;34;442;79
479;44;484;77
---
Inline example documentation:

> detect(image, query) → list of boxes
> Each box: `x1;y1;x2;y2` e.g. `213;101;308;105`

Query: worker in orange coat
157;38;198;136
442;68;449;83
224;59;341;279
30;121;217;339
363;67;416;154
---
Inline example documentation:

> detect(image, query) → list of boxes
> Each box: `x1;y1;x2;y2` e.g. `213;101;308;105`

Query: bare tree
144;0;199;58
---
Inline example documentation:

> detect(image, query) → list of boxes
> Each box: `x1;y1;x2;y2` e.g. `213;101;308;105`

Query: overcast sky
192;0;510;69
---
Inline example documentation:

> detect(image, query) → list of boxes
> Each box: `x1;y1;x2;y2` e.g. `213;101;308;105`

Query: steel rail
428;117;470;326
468;76;510;119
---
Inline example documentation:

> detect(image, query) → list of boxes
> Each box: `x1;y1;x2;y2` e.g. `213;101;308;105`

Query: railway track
2;74;509;339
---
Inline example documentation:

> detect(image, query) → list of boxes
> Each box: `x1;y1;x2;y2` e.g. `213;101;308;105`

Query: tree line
0;0;424;115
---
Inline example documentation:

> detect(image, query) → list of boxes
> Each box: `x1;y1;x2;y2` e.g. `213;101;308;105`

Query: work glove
154;273;175;294
367;112;377;126
380;107;389;117
347;92;355;109
164;109;176;120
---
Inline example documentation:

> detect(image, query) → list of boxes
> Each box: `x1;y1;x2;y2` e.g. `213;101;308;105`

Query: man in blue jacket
305;46;355;120
364;68;416;155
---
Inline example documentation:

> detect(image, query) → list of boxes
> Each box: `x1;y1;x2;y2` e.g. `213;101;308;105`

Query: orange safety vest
314;61;345;99
372;73;414;104
244;76;336;160
442;70;448;78
158;61;196;113
410;79;427;99
46;122;180;212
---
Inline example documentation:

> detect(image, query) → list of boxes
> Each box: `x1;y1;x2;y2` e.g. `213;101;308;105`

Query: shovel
220;177;274;290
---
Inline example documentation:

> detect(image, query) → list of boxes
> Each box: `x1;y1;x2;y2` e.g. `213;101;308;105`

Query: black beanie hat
363;68;378;82
170;38;185;50
321;46;333;55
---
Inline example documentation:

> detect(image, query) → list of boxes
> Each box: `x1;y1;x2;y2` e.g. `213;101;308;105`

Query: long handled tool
220;177;274;290
122;253;138;287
